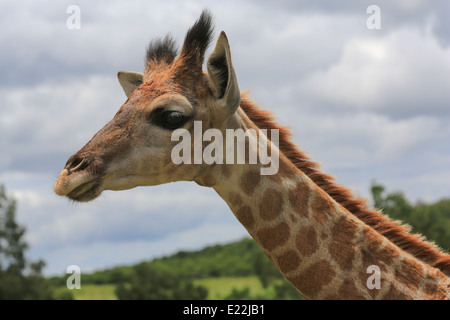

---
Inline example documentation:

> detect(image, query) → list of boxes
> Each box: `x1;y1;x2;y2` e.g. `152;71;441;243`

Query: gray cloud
247;0;450;45
291;27;450;119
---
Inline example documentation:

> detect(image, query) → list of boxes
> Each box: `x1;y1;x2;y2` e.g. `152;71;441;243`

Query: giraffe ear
207;32;240;116
117;71;144;97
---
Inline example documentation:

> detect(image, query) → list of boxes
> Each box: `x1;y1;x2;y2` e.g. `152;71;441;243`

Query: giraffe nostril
69;157;89;173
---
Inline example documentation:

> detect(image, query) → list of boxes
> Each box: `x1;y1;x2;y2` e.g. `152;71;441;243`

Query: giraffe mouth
54;167;104;202
66;179;103;202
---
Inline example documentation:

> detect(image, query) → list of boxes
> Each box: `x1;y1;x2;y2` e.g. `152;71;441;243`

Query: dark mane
146;34;178;64
240;94;450;276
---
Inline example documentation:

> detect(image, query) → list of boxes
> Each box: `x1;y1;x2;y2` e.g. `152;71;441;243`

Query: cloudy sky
1;0;449;276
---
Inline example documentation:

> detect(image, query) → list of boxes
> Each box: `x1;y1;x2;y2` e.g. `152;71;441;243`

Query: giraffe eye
158;110;189;130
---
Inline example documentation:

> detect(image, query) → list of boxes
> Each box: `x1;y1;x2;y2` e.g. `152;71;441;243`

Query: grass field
58;276;270;300
195;276;269;300
56;284;118;300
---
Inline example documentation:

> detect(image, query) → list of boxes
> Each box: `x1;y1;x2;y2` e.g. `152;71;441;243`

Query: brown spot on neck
228;191;243;208
328;217;357;270
288;182;310;219
336;278;366;300
235;205;255;229
395;258;424;292
256;222;290;251
295;226;319;257
277;249;301;274
259;188;284;221
240;170;261;196
288;259;336;299
311;186;335;224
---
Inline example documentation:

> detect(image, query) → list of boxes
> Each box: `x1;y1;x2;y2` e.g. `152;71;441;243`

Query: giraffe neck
208;110;450;300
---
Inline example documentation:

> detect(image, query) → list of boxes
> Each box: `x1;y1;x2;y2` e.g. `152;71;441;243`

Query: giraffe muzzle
54;154;105;201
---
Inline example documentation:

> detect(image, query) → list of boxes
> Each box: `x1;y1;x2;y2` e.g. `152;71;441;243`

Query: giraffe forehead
134;80;178;106
117;84;192;117
135;73;209;114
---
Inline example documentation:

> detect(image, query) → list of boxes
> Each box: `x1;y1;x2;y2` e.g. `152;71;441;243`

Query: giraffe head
54;11;240;201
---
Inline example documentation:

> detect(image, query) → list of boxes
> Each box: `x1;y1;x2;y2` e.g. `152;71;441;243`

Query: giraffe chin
66;179;103;202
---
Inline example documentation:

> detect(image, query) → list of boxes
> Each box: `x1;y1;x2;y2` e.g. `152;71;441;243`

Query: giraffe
54;11;450;299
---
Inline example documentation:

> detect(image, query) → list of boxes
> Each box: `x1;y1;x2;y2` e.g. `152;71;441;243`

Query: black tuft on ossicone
146;34;178;64
180;9;214;65
145;10;214;72
183;10;214;54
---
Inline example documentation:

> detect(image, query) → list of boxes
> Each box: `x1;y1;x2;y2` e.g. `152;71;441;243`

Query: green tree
0;185;61;299
223;287;252;300
412;199;450;251
272;279;304;300
371;181;413;220
371;181;450;251
115;262;208;300
253;253;280;288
